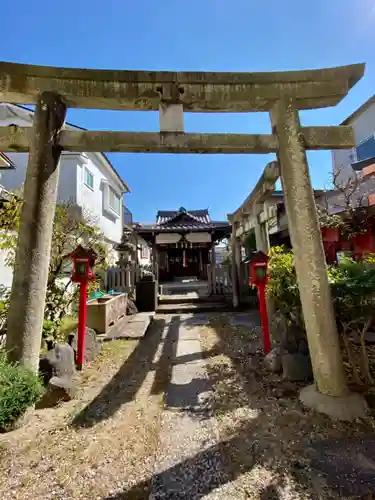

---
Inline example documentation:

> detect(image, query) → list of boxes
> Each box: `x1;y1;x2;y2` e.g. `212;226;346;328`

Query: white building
0;103;130;266
331;95;375;206
137;235;151;268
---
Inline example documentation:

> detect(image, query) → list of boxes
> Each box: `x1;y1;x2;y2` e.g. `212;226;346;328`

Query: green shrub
267;246;301;323
0;351;44;431
267;247;375;384
0;286;10;333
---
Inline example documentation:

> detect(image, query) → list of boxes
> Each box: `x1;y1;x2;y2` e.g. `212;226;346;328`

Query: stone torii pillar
253;205;269;253
6;92;67;372
211;243;217;293
230;224;241;308
271;98;367;419
152;245;159;281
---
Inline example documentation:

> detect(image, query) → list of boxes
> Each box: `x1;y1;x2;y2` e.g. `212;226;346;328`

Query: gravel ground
199;313;375;499
0;318;169;500
1;312;375;500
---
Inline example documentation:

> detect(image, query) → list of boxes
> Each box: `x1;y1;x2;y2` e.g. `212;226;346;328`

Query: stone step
157;301;231;314
159;294;229;305
100;312;155;341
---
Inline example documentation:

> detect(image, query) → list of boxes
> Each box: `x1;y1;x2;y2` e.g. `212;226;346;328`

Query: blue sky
2;0;375;222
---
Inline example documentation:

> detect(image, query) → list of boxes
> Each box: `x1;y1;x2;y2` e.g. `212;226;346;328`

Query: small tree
317;167;371;239
266;246;302;326
0;192;108;338
242;231;256;254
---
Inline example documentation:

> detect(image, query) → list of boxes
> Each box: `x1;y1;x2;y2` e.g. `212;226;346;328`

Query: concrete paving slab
127;312;155;323
175;337;202;359
149;317;234;498
105;312;154;340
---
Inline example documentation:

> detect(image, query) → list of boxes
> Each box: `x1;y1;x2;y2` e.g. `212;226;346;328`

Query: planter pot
352;230;374;255
321;227;340;243
86;292;127;334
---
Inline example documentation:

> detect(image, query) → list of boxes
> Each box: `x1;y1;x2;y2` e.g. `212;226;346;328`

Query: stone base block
300;384;368;421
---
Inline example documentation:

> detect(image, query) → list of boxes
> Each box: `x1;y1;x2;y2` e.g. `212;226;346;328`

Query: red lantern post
249;251;271;354
64;245;97;370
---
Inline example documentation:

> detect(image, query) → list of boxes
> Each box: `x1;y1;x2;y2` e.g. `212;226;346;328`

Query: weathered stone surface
86;293;127;334
281;322;308;354
106;312;154;340
0;61;364;114
70;327;101;363
5;92;67;373
264;347;282;373
127;299;138;315
300;384;367;421
37;376;76;408
271;99;348;398
282;352;313;381
269;310;287;345
39;343;76;385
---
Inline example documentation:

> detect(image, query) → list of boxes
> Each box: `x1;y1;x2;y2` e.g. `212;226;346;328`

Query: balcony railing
123;205;133;227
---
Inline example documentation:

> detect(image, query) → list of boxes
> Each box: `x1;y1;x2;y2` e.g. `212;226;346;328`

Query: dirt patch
199;314;375;499
0;318;168;500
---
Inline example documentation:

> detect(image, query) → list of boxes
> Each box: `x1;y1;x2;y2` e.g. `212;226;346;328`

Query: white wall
137;235;151;267
351;102;375;144
0;104;126;248
1;152;124;246
0;233;14;288
75;153;124;245
1;151;78;204
332;101;375;184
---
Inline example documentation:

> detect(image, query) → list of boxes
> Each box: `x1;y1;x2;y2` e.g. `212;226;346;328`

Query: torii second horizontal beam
0;125;355;154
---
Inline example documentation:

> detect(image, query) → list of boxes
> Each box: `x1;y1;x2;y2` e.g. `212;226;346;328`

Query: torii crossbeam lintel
0;126;355;153
0;61;365;112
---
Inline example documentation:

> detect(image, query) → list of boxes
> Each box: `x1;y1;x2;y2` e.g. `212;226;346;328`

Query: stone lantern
116;229;136;268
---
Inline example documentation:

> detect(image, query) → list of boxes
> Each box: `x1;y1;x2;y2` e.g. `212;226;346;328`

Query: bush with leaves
266;246;302;325
0;285;10;333
317;167;371;239
328;256;375;385
0;350;44;430
0;192;108;340
268;246;375;386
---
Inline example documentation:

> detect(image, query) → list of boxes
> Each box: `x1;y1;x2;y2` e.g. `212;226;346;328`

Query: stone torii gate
0;61;368;419
228;160;281;306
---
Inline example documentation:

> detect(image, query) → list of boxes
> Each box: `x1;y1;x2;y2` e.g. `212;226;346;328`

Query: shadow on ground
71;317;168;428
150;315;180;396
102;312;375;499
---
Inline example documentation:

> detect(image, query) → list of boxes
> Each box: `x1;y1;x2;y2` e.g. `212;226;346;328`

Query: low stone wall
86;293;127;334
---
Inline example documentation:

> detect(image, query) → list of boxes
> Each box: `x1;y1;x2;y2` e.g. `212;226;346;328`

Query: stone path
149;314;229;499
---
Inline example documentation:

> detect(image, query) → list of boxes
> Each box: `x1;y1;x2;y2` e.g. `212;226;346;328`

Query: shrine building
135;207;230;281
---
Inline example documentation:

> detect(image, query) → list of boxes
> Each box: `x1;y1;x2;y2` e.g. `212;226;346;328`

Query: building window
356;135;375;162
141;245;149;259
84;167;94;190
108;186;121;214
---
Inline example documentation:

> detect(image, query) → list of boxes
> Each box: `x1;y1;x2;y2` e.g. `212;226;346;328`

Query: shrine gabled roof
136;220;230;233
135;207;230;234
156;208;210;225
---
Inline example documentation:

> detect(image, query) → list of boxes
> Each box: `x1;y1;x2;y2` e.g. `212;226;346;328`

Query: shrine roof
156;208;210;224
136;220;230;233
136;207;230;233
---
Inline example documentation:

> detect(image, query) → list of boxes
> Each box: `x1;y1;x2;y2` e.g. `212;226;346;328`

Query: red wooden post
64;245;97;371
257;283;271;354
248;250;271;355
76;280;88;370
